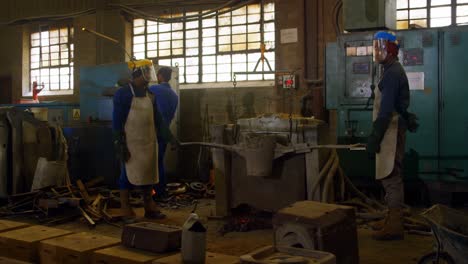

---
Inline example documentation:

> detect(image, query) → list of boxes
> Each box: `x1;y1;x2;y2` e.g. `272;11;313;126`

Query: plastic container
181;213;207;264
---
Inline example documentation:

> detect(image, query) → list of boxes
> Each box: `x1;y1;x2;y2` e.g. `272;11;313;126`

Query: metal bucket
237;135;277;177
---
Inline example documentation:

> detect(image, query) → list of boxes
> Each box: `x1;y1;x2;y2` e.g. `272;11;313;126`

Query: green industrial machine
326;26;468;202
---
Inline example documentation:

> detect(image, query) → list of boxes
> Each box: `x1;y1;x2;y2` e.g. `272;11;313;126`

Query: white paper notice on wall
407;72;425;90
356;47;367;56
280;28;298;44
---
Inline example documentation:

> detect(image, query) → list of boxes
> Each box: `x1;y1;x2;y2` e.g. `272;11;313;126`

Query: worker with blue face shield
149;67;179;199
367;31;418;240
113;59;174;219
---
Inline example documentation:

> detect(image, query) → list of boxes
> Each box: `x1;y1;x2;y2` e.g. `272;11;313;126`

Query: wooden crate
0;256;33;263
153;252;239;264
93;245;167;264
0;220;29;233
40;232;120;264
0;225;72;262
273;201;359;264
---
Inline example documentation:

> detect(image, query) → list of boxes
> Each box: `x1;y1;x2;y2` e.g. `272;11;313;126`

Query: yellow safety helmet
127;59;157;82
127;59;153;70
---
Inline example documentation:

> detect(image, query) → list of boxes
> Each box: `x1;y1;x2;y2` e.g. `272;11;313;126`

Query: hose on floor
314;151;431;233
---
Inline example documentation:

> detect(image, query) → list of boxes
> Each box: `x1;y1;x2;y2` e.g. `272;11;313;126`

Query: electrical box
276;73;297;89
343;0;396;31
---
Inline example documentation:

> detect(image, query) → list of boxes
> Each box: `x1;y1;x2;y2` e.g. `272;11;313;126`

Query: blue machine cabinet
80;63;130;122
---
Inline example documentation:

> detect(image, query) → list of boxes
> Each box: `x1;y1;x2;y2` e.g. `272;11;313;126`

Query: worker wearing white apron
367;31;419;240
113;59;174;219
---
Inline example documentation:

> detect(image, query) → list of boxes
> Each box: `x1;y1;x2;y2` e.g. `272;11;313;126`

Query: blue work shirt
149;83;178;142
377;60;410;125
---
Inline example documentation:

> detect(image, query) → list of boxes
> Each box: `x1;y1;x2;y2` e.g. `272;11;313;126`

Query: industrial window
132;1;275;84
30;25;74;95
397;0;468;29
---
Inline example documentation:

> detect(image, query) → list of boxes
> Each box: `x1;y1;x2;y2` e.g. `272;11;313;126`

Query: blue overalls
149;83;179;196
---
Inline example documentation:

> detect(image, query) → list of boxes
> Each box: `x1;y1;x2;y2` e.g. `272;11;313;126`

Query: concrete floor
9;199;434;263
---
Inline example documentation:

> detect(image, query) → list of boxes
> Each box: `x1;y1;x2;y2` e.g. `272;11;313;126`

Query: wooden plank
40;232;120;264
0;256;33;263
76;179;91;204
91;194;103;209
0;225;72;262
79;206;96;227
93;245;166;264
0;220;29;233
153;252;239;264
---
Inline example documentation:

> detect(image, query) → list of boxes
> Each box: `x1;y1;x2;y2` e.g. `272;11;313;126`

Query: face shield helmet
140;64;157;83
128;59;157;83
373;31;399;64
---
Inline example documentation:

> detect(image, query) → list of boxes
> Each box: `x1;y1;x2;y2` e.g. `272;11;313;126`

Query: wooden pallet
93;245;168;264
40;232;120;264
0;256;33;263
0;220;29;233
0;225;72;262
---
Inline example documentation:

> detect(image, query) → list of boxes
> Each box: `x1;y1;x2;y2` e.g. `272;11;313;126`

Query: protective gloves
113;131;131;162
401;111;419;133
367;117;391;154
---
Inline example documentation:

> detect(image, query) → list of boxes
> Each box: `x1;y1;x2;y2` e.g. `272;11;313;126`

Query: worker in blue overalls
149;67;179;199
367;31;418;240
113;59;173;219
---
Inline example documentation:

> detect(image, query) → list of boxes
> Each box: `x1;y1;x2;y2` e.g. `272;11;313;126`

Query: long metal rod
81;27;134;61
180;141;365;151
180;142;236;151
82;27;119;43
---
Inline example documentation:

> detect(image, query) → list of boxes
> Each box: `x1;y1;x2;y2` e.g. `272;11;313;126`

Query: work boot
143;187;166;219
120;189;136;217
372;208;404;240
370;208;411;230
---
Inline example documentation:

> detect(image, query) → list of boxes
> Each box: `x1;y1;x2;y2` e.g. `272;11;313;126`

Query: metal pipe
304;0;319;81
82;27;119;44
180;142;236;152
322;154;340;202
181;141;365;151
81;27;134;61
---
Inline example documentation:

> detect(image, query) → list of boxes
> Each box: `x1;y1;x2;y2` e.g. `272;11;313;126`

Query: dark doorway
0;76;12;104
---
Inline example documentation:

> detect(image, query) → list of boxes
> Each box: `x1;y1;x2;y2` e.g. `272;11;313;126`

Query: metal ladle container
181;134;277;177
237;134;277;177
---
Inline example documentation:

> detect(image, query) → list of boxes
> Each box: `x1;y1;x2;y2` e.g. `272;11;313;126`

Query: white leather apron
373;87;399;180
124;84;159;185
